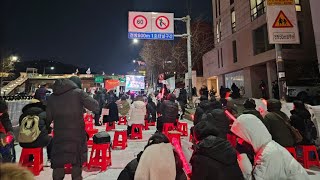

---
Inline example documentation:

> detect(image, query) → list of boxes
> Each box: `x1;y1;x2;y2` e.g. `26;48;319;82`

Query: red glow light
172;138;192;177
225;110;237;122
225;92;231;99
262;99;267;106
5;135;13;144
191;114;194;120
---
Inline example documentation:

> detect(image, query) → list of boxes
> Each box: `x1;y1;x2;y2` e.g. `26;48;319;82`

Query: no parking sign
128;11;174;40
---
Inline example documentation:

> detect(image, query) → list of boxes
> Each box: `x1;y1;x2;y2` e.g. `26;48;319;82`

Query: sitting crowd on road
1;79;320;180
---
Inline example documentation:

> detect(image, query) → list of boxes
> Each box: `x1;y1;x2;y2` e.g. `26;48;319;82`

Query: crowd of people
0;76;319;180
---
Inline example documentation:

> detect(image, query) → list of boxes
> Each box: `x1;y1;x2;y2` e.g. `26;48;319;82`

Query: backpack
18;115;41;143
304;119;318;143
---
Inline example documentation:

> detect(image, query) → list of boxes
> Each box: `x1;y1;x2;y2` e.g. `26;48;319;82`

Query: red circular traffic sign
156;16;170;30
133;15;148;29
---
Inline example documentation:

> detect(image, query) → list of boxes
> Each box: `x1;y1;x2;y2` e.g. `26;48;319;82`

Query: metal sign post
267;0;299;100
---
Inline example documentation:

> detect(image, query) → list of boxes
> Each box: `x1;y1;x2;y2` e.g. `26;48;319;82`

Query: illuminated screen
125;75;145;91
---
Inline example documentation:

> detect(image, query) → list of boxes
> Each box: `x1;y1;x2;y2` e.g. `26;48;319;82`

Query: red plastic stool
118;116;127;125
105;122;116;131
84;113;93;122
85;121;94;131
168;131;181;146
112;130;128;150
177;122;188;136
19;148;44;176
87;129;99;146
130;124;143;139
297;145;320;169
285;147;297;159
144;120;149;130
88;143;112;171
162;123;175;136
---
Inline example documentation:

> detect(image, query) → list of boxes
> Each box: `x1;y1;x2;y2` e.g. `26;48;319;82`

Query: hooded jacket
231;114;309;180
242;109;263;121
160;99;179;124
201;109;230;139
190;135;244;180
194;100;214;126
46;79;98;168
263;99;295;147
128;100;146;126
135;143;176;180
117;100;130;116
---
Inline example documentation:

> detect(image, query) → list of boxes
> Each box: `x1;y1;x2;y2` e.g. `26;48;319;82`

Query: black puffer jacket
47;79;99;168
19;102;50;148
190;135;244;180
201;109;230;139
160;100;178;124
242;109;263;121
194;100;214;126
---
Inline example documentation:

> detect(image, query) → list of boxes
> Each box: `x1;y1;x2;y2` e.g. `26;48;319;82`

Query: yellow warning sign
267;0;294;5
272;10;293;28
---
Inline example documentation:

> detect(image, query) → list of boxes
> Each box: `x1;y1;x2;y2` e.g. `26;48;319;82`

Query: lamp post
43;66;55;75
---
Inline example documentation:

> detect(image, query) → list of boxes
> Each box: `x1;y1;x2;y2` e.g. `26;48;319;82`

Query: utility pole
275;44;286;101
174;15;192;100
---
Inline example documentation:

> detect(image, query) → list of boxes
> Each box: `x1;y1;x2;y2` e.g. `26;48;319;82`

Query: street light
10;55;19;62
133;39;139;44
133;60;136;63
50;67;55;70
43;66;55;75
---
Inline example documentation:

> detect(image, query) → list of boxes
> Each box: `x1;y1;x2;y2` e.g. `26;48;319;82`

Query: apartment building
203;0;317;98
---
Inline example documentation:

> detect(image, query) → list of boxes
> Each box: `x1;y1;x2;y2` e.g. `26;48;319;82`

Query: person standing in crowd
290;100;318;145
146;97;157;123
93;88;107;126
18;99;53;166
259;80;267;99
0;99;15;162
231;83;240;99
263;99;295;147
190;121;244;180
127;96;146;137
177;87;187;119
34;84;49;103
103;96;119;125
232;114;309;180
219;86;226;99
47;77;98;180
117;96;130;118
118;133;186;180
134;133;186;180
157;94;179;132
242;99;263;121
194;96;213;126
199;85;209;99
272;81;279;100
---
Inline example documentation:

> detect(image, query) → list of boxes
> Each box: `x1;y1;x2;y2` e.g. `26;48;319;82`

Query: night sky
1;0;212;74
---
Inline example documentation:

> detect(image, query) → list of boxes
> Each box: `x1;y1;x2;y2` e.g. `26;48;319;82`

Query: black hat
243;99;256;109
194;120;219;141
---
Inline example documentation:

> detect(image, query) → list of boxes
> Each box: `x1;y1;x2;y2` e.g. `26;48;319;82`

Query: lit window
231;8;236;33
295;0;301;12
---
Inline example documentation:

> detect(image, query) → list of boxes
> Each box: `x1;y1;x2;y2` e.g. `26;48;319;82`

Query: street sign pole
174;15;192;100
275;44;286;100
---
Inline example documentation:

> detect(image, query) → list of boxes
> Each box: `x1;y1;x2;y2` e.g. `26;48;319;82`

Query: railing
0;75;28;96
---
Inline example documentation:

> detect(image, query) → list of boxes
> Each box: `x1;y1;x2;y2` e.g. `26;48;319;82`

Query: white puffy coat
231;114;309;180
128;100;146;126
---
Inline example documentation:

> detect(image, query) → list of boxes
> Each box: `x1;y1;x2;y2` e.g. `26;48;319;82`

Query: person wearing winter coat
193;96;214;126
157;94;179;132
190;121;244;180
232;114;309;180
117;96;130;116
134;133;186;180
177;88;187;118
19;100;53;166
127;95;146;137
263;99;295;147
146;97;157;123
242;99;263;121
103;97;119;124
0;99;15;163
201;109;230;139
47;78;99;180
118;133;186;180
93;88;107;126
290;100;318;145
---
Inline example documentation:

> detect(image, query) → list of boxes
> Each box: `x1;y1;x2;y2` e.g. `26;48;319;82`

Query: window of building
231;8;236;33
218;0;221;16
253;24;274;55
218;49;220;68
230;0;234;5
295;0;301;12
221;48;224;67
215;0;218;17
250;0;266;21
233;41;238;63
216;19;222;43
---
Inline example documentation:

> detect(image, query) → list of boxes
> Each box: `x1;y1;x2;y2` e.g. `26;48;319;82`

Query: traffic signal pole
174;15;192;100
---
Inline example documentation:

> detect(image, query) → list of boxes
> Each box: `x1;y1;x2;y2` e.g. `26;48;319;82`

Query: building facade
203;0;317;98
309;0;320;69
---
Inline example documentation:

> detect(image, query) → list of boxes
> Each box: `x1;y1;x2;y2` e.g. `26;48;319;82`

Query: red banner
105;79;120;90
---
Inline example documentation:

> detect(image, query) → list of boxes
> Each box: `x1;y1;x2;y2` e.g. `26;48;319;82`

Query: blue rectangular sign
128;32;174;40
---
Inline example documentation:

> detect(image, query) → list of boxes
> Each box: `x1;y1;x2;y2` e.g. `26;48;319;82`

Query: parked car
286;79;320;103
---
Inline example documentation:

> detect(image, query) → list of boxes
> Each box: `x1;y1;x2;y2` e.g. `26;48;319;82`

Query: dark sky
1;0;212;74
